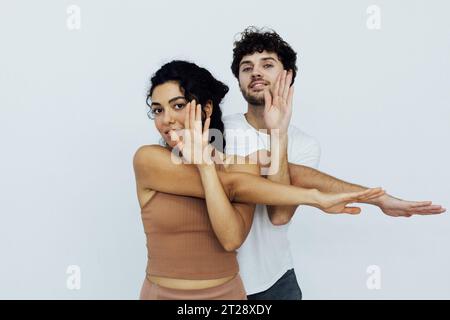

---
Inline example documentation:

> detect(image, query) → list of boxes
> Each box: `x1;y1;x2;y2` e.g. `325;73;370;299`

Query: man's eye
264;64;273;68
242;67;252;72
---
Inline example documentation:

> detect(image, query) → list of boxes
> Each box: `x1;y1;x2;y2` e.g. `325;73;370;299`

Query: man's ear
203;100;213;119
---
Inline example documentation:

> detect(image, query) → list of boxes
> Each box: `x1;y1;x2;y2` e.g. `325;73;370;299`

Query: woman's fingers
360;187;384;199
169;130;184;150
195;103;202;132
195;102;200;122
344;187;385;203
363;189;386;201
202;116;211;142
348;187;381;200
184;102;190;129
342;206;361;215
190;99;196;129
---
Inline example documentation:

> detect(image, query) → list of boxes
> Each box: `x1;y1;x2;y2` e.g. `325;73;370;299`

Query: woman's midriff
147;274;236;290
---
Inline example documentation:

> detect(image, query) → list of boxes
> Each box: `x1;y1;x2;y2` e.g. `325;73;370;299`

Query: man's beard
241;87;265;106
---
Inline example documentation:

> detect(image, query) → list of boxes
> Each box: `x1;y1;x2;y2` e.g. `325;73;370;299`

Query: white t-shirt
223;113;321;295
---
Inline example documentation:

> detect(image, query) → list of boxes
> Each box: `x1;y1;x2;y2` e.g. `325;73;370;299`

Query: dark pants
247;269;302;300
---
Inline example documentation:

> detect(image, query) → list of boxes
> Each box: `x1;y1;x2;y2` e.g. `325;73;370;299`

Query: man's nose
251;66;263;78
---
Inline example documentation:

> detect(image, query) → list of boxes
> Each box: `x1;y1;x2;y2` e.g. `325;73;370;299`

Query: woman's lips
165;129;182;141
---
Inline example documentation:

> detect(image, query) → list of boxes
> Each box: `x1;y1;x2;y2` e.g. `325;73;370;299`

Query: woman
133;60;384;300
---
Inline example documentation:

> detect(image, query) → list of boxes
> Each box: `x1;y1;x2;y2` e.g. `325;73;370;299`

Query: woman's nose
162;109;174;124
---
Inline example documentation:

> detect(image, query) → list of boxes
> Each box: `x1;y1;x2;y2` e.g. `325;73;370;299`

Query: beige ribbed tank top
140;165;239;280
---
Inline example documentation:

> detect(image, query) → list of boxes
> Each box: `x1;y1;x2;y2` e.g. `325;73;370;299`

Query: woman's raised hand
169;100;213;165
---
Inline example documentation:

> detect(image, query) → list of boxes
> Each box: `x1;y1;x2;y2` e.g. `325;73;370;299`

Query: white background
0;0;449;299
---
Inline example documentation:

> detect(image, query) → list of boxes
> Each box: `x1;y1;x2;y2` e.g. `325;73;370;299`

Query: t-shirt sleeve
288;132;321;169
223;115;268;157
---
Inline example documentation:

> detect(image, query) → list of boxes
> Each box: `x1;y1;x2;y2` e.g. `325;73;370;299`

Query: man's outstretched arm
283;163;446;221
257;70;445;224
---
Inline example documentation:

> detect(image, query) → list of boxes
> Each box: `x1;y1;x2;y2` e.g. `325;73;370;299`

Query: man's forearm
288;164;379;204
266;134;299;225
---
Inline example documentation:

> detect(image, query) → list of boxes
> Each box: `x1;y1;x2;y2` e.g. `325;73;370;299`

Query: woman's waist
147;274;237;290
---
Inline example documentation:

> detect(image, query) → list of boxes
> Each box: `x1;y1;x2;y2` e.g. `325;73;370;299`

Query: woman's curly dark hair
147;60;229;152
231;26;298;85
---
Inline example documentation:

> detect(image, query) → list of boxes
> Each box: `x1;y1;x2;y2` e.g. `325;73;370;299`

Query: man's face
238;50;285;106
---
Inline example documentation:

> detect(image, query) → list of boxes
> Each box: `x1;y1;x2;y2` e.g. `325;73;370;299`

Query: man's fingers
410;201;433;208
412;207;446;215
264;88;272;110
278;70;286;98
410;204;442;212
274;72;281;100
287;85;294;109
418;205;442;210
283;70;292;101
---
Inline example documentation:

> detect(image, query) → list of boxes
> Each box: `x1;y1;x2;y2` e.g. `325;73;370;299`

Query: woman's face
149;81;189;148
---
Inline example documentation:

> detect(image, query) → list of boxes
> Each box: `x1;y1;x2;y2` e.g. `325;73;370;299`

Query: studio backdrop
0;0;449;299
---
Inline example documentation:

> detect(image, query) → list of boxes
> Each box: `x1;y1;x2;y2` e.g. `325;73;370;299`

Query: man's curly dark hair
231;26;298;85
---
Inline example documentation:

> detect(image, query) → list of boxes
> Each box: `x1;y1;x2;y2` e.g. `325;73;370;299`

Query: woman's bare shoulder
133;144;170;164
135;144;167;155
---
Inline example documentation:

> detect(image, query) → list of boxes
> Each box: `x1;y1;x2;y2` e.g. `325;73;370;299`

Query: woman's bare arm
133;144;234;198
133;145;383;211
197;161;258;251
133;145;257;251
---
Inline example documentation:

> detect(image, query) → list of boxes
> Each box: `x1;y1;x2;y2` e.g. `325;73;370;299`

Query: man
222;26;445;300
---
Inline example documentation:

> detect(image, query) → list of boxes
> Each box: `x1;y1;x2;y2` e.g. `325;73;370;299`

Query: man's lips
249;81;268;89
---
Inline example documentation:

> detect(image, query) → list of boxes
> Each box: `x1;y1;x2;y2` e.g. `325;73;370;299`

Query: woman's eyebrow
168;96;186;103
150;96;186;107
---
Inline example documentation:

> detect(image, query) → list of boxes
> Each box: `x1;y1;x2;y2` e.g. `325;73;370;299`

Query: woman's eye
173;103;186;110
151;108;162;114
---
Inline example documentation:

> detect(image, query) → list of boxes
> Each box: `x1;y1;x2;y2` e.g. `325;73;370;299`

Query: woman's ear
203;100;213;119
